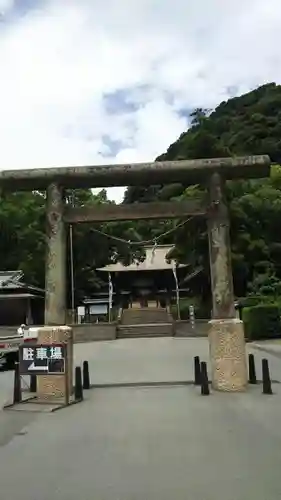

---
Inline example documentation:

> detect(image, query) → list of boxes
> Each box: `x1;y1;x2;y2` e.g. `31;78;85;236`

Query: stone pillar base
37;326;73;401
208;319;248;392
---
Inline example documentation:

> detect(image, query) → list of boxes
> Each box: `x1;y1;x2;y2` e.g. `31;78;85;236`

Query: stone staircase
117;308;174;338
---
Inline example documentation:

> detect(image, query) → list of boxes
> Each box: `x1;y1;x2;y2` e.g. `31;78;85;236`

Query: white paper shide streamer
172;261;180;319
108;273;113;308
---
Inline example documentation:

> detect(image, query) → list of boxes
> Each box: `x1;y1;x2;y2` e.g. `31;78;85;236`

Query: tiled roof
97;245;187;273
0;271;44;293
0;271;23;288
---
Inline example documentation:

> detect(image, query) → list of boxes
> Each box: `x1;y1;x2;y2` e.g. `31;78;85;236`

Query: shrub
242;304;281;341
170;298;211;320
237;296;271;308
170;299;191;320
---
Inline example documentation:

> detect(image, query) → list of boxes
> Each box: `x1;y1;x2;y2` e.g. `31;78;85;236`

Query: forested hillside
124;83;281;305
1;82;281;305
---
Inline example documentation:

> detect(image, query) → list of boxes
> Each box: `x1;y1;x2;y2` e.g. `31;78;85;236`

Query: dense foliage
2;82;281;308
242;304;281;341
0;188;144;302
124;82;281;307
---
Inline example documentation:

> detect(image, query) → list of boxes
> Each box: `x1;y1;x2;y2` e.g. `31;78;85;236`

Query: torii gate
0;155;270;393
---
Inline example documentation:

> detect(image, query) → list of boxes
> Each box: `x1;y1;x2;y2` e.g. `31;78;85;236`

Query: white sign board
77;306;85;316
89;304;108;315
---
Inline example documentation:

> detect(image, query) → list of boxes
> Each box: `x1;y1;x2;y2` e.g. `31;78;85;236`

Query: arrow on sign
28;362;48;372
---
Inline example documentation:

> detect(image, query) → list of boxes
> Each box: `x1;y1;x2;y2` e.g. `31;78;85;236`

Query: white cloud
0;0;281;202
0;0;14;15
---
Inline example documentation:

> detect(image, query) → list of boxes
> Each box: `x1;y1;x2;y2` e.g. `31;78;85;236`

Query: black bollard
13;362;22;404
83;360;90;390
74;366;83;401
30;375;37;393
194;356;201;385
200;361;210;396
248;353;257;384
262;358;273;395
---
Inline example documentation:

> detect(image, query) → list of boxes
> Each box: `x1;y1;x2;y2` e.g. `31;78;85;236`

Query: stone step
73;324;116;343
117;323;173;338
118;332;171;339
121;308;172;325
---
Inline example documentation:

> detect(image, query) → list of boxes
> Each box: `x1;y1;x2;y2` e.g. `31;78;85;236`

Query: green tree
0;188;145;304
124;83;281;305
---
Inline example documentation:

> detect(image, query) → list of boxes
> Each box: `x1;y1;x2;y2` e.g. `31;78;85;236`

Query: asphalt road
0;338;280;500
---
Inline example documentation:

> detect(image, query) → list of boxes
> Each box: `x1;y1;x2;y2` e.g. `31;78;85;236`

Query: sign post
19;342;70;405
19;344;66;376
36;326;73;401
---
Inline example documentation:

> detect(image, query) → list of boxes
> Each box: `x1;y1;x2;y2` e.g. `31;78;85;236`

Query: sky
0;0;280;203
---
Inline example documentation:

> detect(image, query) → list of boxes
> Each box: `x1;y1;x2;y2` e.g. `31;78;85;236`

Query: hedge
170;299;211;320
237;296;273;308
242;304;281;341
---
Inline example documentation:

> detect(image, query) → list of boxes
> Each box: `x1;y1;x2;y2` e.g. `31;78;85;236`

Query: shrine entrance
0;155;270;391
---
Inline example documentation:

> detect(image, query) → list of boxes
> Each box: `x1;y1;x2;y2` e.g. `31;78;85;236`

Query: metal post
262;359;272;395
200;361;210;395
75;366;83;401
69;190;75;324
13;362;22;404
69;225;75;322
172;262;180;320
64;347;70;406
108;272;113;323
248;354;257;384
194;356;201;385
83;360;90;390
30;375;37;393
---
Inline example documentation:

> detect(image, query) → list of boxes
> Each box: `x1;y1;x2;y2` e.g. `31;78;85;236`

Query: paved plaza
0;338;280;499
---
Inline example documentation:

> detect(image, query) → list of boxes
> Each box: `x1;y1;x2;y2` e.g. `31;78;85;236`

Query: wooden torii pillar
45;182;66;326
39;182;72;400
207;172;247;391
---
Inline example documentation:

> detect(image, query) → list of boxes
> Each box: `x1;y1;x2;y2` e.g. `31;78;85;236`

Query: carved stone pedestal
36;326;73;400
208;319;248;392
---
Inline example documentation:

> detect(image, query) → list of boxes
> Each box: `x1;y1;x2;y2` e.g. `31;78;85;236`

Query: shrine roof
97;245;187;273
0;271;23;288
0;270;44;294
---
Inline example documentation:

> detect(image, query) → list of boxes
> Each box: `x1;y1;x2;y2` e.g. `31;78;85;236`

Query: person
17;324;26;336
